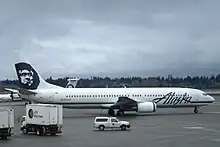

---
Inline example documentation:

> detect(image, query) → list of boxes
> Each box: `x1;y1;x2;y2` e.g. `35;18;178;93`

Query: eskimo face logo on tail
15;62;40;90
19;69;34;86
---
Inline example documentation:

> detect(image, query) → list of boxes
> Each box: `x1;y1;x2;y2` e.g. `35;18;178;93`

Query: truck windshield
111;118;118;123
21;117;25;123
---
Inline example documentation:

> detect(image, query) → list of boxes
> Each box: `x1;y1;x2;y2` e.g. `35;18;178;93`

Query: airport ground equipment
93;116;130;131
20;104;63;136
0;107;14;140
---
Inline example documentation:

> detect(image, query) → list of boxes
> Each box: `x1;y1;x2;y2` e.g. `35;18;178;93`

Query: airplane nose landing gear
194;107;199;113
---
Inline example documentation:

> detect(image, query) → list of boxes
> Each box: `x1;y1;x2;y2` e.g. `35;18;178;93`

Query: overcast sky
0;0;220;80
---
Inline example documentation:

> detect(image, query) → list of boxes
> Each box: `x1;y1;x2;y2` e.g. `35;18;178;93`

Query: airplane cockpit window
203;93;208;96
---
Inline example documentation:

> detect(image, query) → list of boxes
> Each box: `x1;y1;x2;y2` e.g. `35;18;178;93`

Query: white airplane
5;61;215;116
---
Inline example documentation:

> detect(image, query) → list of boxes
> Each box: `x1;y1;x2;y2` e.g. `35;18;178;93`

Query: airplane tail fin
15;62;62;90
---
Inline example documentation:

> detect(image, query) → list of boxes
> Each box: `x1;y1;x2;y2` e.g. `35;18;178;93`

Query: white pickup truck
93;117;130;131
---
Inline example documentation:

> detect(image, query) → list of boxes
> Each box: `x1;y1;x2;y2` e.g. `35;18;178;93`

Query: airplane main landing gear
108;109;115;116
117;110;124;116
194;107;199;113
108;109;125;116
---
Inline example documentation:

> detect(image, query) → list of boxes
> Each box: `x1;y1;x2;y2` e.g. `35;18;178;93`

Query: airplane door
49;92;55;102
192;93;199;103
195;96;199;102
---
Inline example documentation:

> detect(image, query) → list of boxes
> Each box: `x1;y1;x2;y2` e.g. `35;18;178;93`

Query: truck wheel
36;129;40;136
42;127;46;135
22;128;28;134
99;125;105;131
120;125;126;131
36;128;42;136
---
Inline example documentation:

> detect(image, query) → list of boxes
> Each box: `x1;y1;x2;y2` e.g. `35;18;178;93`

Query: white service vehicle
20;104;63;136
93;116;130;131
0;107;14;140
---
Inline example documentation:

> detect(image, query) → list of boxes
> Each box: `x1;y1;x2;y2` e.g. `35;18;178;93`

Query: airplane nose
209;96;215;102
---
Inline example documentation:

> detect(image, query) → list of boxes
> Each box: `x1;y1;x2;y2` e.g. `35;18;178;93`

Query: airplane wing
110;97;137;109
4;88;37;95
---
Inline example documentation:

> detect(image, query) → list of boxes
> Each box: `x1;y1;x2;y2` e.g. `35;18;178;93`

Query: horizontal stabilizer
4;88;19;94
4;88;37;95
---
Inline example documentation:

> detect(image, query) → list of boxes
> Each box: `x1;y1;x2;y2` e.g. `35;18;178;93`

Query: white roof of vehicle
95;116;117;119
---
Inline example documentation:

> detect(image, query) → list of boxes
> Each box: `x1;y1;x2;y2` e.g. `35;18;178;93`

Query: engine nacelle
136;102;157;113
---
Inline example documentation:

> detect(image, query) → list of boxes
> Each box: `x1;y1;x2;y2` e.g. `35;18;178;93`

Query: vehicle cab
20;116;26;131
93;116;130;131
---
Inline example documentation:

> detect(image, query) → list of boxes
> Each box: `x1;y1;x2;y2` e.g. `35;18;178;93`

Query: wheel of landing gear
194;107;198;113
117;110;124;116
108;109;115;116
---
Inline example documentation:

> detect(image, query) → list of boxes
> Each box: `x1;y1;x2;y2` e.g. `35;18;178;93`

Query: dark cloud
0;0;220;80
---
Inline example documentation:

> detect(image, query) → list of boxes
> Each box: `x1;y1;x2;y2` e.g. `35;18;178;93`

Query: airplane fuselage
19;87;214;109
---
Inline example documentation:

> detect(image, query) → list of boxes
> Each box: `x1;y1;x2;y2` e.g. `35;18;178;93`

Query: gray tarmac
0;97;220;147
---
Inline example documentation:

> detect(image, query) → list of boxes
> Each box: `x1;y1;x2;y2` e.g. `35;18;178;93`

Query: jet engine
136;102;157;113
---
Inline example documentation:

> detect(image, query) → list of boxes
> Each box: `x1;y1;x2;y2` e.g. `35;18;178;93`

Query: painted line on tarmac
203;112;220;114
183;126;220;133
